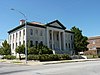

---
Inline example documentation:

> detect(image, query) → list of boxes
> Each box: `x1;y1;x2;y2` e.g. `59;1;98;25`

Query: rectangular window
66;43;67;49
19;31;21;37
13;34;14;40
71;35;72;40
16;43;17;47
23;29;25;36
57;33;59;41
50;33;52;40
16;33;18;40
10;35;11;40
40;30;43;36
23;41;25;45
35;41;38;45
19;42;21;45
69;43;70;49
30;40;33;47
35;41;38;49
39;41;43;47
35;29;38;35
30;29;33;35
19;31;21;40
13;43;14;49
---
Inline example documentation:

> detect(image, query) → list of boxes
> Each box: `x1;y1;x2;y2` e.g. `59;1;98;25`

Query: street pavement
0;60;100;75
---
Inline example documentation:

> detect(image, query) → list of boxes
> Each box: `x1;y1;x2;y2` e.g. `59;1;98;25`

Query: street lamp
11;8;27;64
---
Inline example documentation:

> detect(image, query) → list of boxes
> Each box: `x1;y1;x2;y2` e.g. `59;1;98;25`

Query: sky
0;0;100;40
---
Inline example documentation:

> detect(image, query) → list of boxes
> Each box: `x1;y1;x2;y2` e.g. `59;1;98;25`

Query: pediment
46;20;66;30
50;22;62;28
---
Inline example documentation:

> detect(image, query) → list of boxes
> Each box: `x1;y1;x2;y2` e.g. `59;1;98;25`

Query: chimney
20;19;25;25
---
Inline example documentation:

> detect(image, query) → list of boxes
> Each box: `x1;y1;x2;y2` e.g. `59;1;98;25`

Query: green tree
0;47;4;55
71;26;89;54
28;43;53;55
0;40;11;55
15;45;25;60
28;46;39;55
40;45;53;54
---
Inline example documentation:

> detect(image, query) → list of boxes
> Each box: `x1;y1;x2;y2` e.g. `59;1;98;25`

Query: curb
0;59;100;66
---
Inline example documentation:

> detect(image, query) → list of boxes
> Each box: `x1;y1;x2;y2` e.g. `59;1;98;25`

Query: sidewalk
0;58;100;66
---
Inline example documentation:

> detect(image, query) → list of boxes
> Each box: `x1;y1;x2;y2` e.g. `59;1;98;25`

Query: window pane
23;29;25;35
30;29;33;35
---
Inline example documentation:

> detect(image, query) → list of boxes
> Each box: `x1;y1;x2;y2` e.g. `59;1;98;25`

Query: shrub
28;47;39;55
28;45;53;55
2;55;16;60
98;55;100;58
50;54;61;61
39;54;60;61
60;54;72;60
28;54;71;61
39;54;49;61
28;55;39;60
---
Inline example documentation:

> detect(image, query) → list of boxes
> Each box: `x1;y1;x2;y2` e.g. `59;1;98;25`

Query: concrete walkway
0;58;100;66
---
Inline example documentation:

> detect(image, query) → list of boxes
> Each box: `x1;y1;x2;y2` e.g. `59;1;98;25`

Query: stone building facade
8;20;74;56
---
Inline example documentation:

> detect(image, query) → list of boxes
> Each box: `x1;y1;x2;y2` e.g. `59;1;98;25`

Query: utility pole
11;8;27;64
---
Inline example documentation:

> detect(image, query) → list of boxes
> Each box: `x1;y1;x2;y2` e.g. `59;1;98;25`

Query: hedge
28;54;71;61
28;55;39;60
98;55;100;58
2;55;16;60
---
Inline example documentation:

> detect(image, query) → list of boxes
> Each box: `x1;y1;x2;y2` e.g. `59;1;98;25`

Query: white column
63;32;66;50
46;29;49;48
52;30;54;50
59;32;61;50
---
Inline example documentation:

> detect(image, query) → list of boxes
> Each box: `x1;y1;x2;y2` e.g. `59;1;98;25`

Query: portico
47;29;65;51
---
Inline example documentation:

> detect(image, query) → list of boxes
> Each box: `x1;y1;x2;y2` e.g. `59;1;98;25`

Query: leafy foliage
2;55;16;60
0;40;11;55
71;26;89;54
16;45;25;54
15;45;25;60
0;48;4;55
28;47;39;55
28;54;71;61
28;44;53;55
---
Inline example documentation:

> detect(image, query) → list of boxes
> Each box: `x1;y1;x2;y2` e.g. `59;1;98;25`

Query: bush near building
28;45;53;55
2;55;16;60
28;54;71;61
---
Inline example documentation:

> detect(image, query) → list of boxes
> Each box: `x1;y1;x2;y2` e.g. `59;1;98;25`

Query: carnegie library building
8;20;74;56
